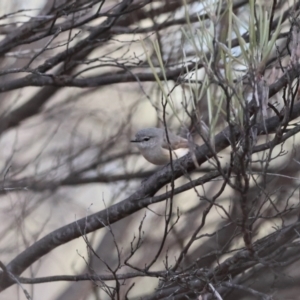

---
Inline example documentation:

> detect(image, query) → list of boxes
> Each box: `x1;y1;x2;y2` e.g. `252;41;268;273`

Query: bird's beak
130;139;138;143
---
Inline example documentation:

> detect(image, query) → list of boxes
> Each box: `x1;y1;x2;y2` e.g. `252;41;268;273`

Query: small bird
131;127;189;165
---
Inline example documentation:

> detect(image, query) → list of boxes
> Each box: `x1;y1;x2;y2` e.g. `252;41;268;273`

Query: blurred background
0;0;300;299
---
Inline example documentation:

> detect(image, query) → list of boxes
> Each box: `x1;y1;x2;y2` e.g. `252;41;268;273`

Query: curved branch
1;101;300;291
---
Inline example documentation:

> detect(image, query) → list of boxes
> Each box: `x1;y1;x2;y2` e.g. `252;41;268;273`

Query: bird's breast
140;147;189;165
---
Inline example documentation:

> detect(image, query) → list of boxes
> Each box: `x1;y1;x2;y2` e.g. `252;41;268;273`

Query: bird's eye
143;137;150;141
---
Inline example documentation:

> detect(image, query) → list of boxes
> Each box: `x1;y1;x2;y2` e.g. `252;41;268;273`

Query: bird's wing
161;132;189;150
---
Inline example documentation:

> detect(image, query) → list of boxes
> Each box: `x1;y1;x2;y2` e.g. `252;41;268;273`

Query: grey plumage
131;127;189;165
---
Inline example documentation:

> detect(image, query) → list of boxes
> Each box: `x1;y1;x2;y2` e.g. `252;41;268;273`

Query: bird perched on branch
131;127;190;165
